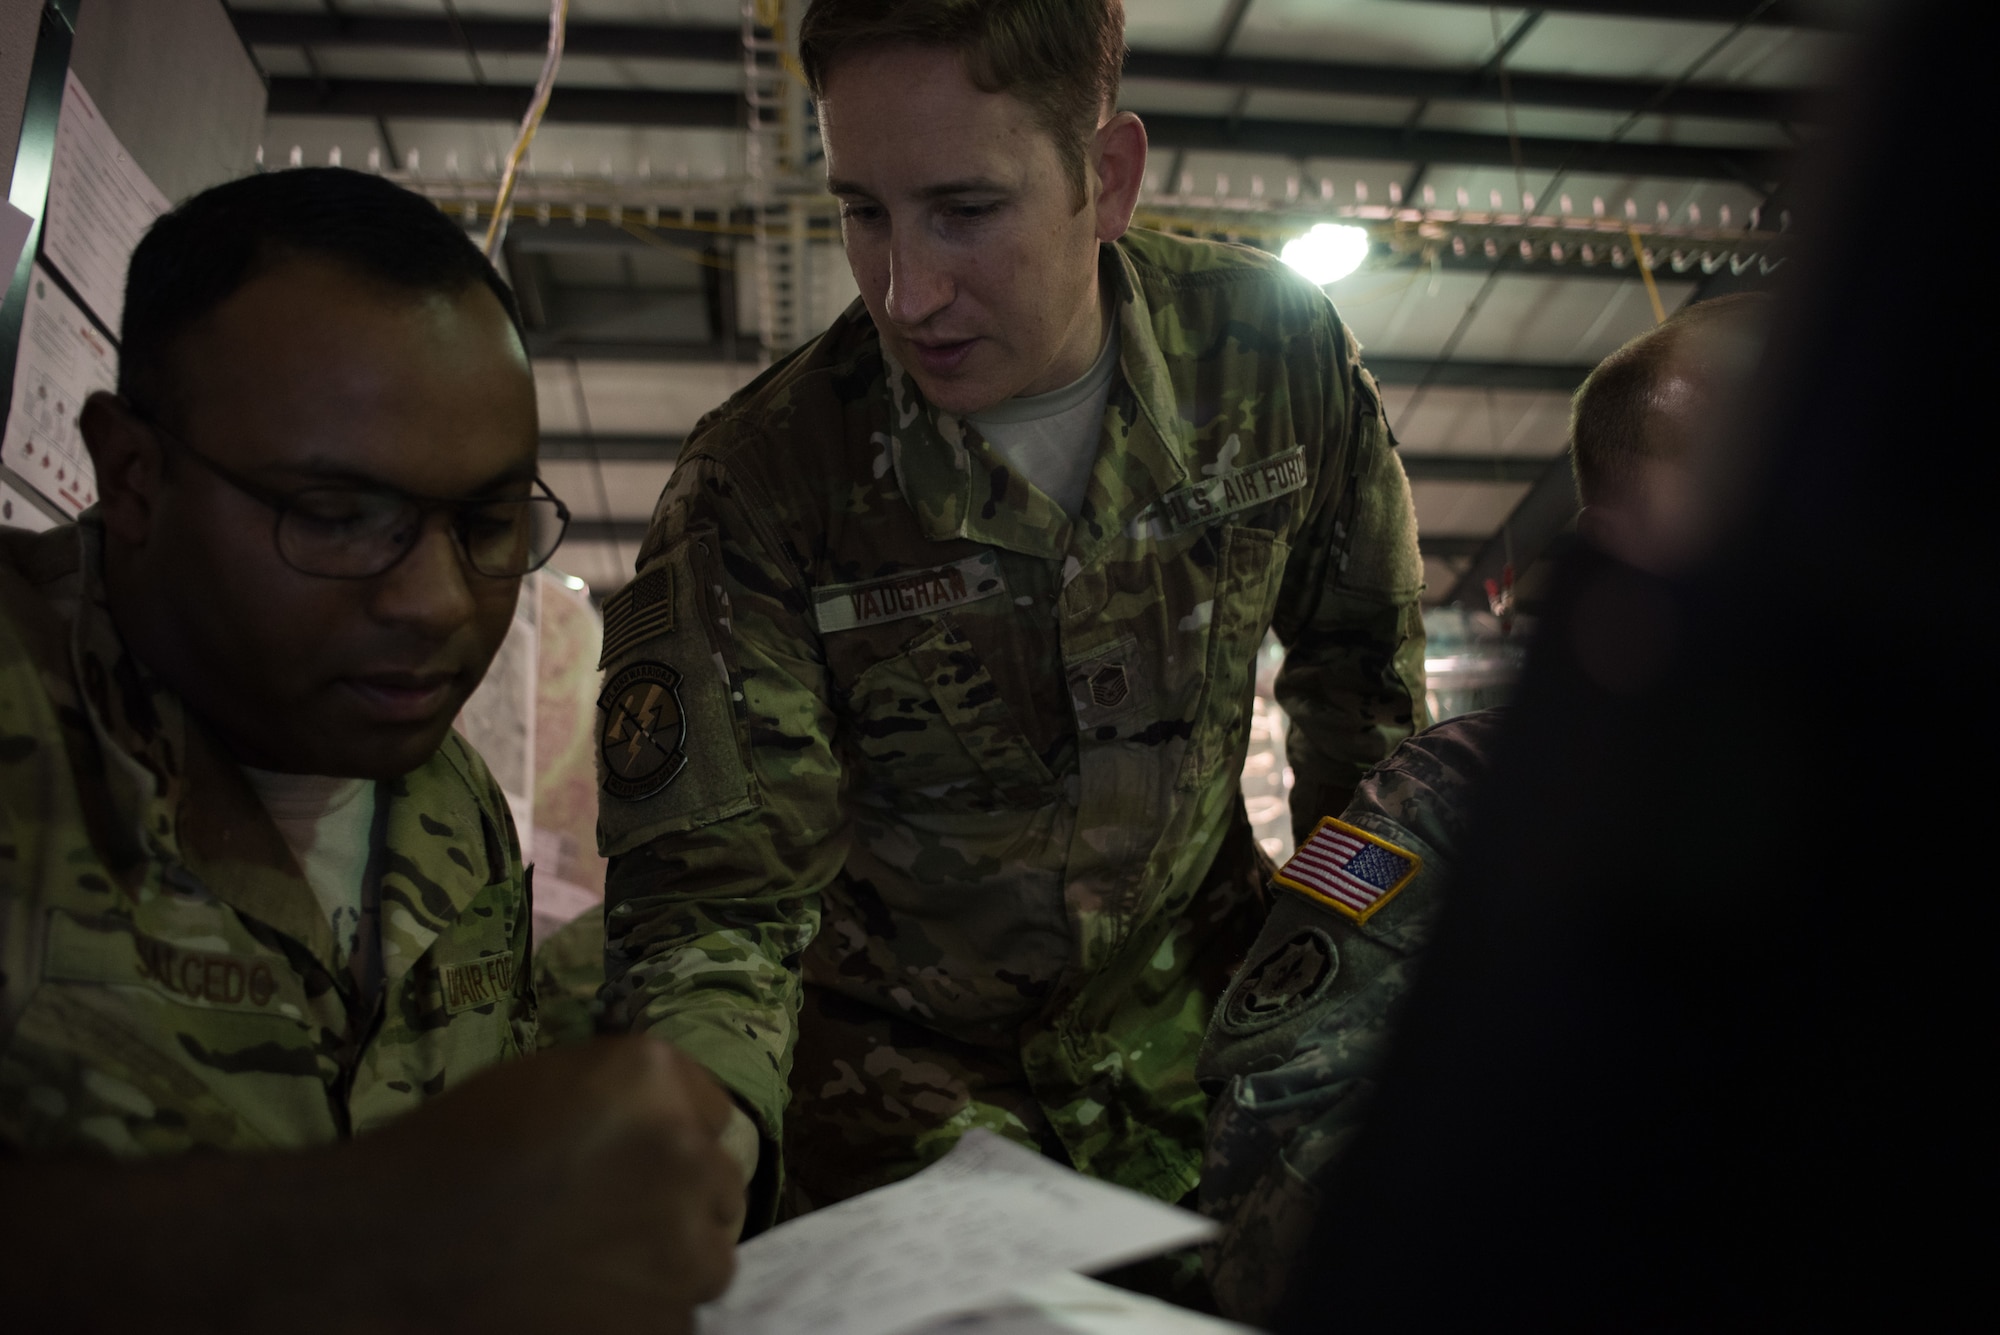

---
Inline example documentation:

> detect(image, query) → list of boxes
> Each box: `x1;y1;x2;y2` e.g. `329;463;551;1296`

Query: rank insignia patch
1274;817;1422;923
598;661;688;801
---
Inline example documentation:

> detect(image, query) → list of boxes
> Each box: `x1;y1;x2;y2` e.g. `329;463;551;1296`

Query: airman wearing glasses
0;169;743;1331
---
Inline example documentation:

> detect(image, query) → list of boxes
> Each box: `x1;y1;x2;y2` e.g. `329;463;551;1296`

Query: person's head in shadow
1568;292;1770;573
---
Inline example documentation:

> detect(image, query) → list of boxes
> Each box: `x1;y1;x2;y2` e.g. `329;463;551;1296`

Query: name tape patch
1273;816;1422;924
813;552;1007;633
42;913;286;1014
439;952;518;1014
134;937;281;1009
599;564;676;669
1129;447;1309;540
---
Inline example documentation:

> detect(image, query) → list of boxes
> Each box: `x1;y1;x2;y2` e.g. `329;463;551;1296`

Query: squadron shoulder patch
598;661;688;801
1274;817;1422;923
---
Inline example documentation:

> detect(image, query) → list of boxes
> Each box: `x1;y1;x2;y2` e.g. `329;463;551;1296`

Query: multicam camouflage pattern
531;908;604;1049
0;520;534;1156
1197;708;1508;1325
597;230;1427;1217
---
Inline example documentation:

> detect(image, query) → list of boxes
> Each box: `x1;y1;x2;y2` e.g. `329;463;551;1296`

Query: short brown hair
799;0;1125;207
1569;293;1769;507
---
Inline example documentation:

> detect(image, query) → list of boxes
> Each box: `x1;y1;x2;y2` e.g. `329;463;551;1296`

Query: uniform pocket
843;616;1054;811
1181;525;1289;792
2;910;328;1153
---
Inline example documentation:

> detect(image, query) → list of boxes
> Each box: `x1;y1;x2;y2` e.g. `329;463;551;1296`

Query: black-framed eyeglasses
127;401;571;581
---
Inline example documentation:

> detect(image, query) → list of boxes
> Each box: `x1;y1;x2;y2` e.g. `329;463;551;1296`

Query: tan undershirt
239;766;382;1001
968;321;1120;518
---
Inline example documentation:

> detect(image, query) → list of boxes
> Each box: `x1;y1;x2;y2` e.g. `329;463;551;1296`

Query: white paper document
698;1130;1219;1335
908;1273;1254;1335
0;481;60;532
0;263;113;515
42;72;169;332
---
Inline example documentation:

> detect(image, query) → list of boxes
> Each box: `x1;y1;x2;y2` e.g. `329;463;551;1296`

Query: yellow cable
1627;225;1668;325
483;0;570;257
618;221;738;270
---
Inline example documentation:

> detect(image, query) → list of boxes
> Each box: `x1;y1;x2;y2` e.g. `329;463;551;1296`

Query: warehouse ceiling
227;0;1847;603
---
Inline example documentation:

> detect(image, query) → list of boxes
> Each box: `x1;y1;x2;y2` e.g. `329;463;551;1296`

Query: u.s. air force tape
1126;446;1309;540
438;952;519;1014
598;565;674;669
812;551;1007;633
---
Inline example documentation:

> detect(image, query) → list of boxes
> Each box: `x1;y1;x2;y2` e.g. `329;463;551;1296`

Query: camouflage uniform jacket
1196;707;1507;1325
598;229;1426;1206
0;520;534;1156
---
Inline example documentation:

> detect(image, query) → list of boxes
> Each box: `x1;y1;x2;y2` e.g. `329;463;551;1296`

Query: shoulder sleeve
1272;312;1429;841
1340;706;1511;865
1199;714;1508;1317
595;441;845;1175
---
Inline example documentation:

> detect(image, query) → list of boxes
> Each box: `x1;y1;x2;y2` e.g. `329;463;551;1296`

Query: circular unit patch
598;660;688;801
1221;928;1339;1032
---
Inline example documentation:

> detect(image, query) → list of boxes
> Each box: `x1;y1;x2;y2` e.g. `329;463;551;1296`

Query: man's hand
1;1036;745;1334
359;1035;747;1329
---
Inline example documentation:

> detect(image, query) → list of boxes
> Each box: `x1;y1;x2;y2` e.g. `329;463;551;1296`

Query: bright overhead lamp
1281;223;1370;286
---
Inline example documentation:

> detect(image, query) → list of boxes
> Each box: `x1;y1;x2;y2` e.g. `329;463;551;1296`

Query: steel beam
231;12;743;61
232;9;1812;123
266;77;741;128
1397;0;1842;27
1141;113;1782;185
1123;51;1800;122
265;93;1779;187
1378;246;1693;284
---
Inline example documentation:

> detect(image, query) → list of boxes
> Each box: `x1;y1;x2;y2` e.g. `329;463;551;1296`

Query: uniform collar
67;514;343;971
886;239;1195;569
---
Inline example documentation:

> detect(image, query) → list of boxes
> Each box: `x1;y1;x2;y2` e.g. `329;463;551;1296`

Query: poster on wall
0;264;112;515
0;480;58;532
40;72;168;333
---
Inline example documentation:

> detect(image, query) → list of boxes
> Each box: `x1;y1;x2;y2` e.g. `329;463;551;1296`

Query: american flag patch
1273;817;1422;923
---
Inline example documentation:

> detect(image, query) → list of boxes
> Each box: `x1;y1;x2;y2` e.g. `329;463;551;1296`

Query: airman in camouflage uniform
599;226;1428;1219
1197;708;1507;1325
0;519;533;1153
1;167;746;1330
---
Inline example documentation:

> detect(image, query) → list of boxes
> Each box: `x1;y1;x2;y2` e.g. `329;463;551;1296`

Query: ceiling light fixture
1280;223;1369;286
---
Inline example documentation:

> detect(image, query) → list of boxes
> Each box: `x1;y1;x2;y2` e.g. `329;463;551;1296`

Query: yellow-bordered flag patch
1274;817;1422;924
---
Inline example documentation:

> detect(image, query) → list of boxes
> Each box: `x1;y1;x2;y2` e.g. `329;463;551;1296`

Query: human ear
79;392;165;547
1091;112;1148;243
